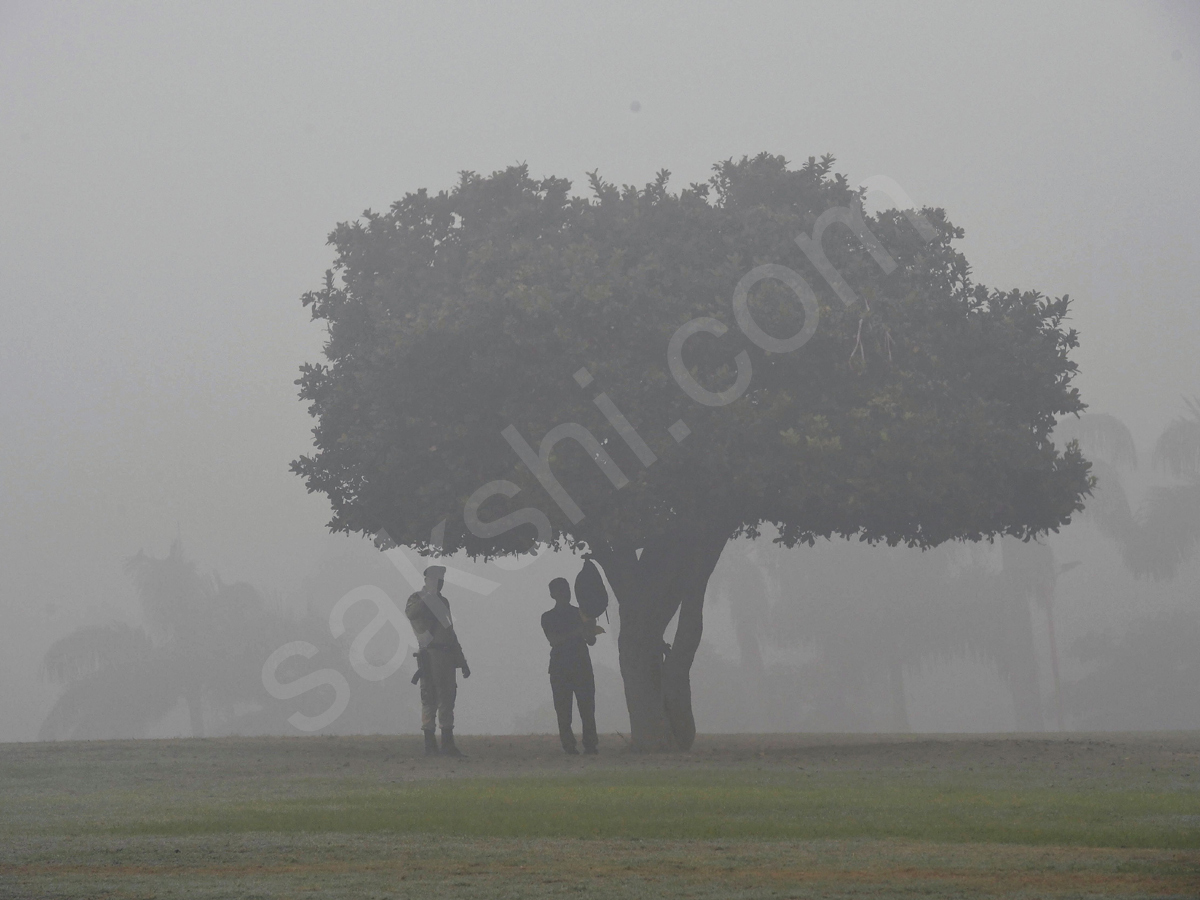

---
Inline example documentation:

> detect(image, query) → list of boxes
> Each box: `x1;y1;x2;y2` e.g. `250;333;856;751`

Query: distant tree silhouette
1059;403;1200;580
1053;406;1200;730
1066;604;1200;729
708;536;1065;733
1141;399;1200;578
40;540;278;739
40;622;177;739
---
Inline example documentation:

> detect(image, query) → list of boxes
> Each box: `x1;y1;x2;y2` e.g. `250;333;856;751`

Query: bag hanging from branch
574;557;609;620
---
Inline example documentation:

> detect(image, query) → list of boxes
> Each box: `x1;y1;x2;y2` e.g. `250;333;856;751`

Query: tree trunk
590;526;729;752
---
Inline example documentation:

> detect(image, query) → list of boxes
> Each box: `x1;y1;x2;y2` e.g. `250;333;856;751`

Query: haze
1;1;1198;742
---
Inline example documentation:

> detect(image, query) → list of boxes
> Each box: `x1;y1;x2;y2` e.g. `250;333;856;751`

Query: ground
1;733;1197;898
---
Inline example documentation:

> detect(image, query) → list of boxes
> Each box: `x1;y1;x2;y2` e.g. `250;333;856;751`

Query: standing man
406;565;470;757
541;577;602;755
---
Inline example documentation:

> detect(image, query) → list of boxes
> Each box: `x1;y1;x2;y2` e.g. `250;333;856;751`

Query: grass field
1;732;1198;898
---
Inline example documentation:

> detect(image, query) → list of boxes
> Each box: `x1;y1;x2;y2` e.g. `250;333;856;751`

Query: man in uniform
406;565;470;756
540;577;602;755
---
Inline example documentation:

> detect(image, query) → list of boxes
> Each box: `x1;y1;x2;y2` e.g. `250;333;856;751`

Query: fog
2;1;1198;742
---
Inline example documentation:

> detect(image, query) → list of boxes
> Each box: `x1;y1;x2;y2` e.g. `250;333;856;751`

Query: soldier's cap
423;565;447;579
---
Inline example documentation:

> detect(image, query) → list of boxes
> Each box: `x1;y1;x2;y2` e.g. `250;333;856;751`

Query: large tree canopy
293;153;1092;749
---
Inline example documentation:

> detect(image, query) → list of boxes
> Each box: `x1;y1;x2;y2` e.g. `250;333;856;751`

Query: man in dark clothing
541;577;602;755
405;565;470;757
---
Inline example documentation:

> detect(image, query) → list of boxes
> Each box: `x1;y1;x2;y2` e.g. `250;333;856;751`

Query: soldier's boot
423;729;439;756
440;727;462;758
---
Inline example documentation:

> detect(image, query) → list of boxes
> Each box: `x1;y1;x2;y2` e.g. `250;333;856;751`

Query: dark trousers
418;649;457;731
551;678;597;752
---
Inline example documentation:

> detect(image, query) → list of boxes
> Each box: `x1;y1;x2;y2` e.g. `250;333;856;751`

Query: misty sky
1;1;1198;741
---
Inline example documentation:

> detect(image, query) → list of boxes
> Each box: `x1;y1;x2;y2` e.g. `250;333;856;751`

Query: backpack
574;558;609;620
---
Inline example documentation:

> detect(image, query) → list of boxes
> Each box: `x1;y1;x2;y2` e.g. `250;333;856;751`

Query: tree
1059;404;1200;580
1067;604;1200;729
39;621;179;740
714;536;1060;733
1048;402;1200;732
1142;399;1200;577
40;540;278;739
292;153;1092;750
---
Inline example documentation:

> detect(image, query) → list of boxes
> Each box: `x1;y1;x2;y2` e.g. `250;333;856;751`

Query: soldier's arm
544;622;582;647
450;632;470;675
546;621;598;647
578;610;604;645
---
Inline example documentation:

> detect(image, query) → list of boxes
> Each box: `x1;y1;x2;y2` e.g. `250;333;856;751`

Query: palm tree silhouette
1058;403;1200;580
725;537;1055;732
39;540;277;739
39;621;180;739
1139;398;1200;578
1055;402;1200;729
